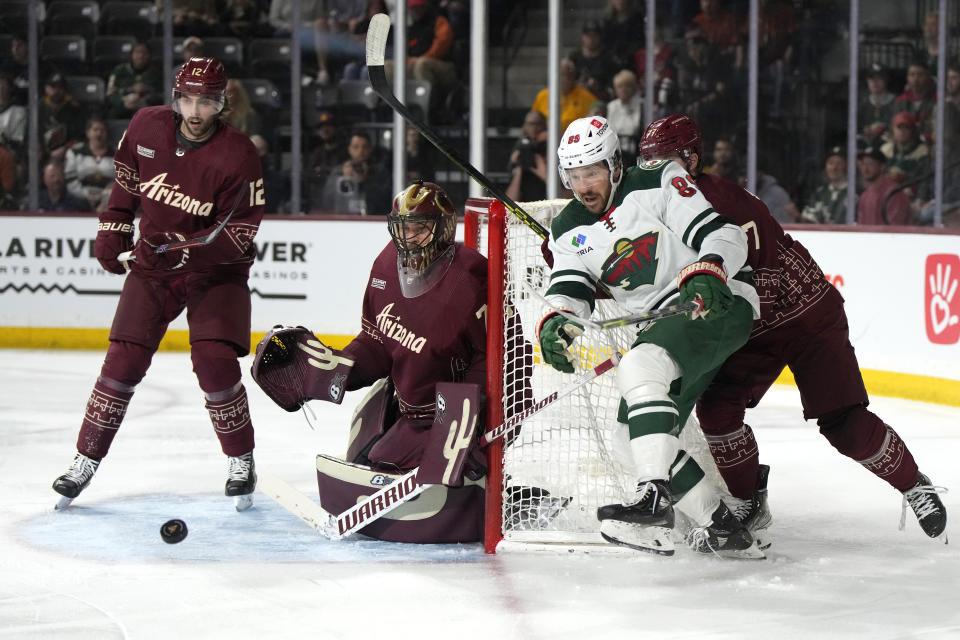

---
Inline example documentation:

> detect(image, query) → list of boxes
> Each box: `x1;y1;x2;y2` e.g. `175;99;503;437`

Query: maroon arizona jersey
107;105;264;271
341;242;487;417
697;173;831;336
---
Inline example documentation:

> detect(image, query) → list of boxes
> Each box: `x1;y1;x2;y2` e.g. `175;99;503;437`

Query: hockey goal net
464;197;723;554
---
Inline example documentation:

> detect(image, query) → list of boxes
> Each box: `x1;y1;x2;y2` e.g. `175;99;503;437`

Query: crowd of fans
0;0;957;225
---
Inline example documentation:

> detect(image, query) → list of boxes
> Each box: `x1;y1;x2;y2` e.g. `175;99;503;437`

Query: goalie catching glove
251;325;355;411
537;312;584;374
677;253;733;319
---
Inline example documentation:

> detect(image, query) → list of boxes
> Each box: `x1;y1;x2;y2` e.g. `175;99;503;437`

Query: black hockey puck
160;519;188;544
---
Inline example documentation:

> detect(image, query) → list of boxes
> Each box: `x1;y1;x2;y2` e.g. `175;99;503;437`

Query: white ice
1;349;958;639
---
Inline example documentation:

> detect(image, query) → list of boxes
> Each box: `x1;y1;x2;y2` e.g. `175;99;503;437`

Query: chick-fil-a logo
925;254;960;345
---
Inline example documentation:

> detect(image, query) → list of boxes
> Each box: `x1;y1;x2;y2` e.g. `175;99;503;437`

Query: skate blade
600;521;675;556
234;494;254;512
714;540;766;560
54;495;74;510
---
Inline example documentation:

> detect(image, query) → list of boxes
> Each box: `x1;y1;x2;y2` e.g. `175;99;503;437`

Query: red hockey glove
94;220;134;275
131;232;190;272
677;253;734;319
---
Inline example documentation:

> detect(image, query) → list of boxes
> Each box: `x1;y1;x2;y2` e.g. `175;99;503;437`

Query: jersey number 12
249;178;266;206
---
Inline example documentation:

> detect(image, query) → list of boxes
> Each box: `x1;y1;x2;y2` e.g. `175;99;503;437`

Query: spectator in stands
219;0;269;38
307;109;348;205
532;57;598;134
607;69;643;165
702;137;738;182
918;10;941;73
754;0;797;117
856;146;911;225
0;73;26;153
405;128;435;183
105;42;164;120
505;109;548;203
882;111;931;210
64;115;116;212
39;74;87;162
341;0;389;81
0;34;32;106
182;36;206;63
320;130;391;214
602;0;645;69
169;0;220;37
676;29;733;143
385;0;459;121
269;0;331;84
586;100;607;118
222;79;262;136
858;63;897;149
742;167;799;223
633;27;678;120
800;146;847;224
690;0;742;67
29;161;89;213
895;62;936;143
946;60;960;107
0;144;17;210
251;134;291;213
568;20;620;102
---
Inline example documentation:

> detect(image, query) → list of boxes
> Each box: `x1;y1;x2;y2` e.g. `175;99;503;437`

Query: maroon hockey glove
131;233;190;272
94;220;134;275
677;253;734;319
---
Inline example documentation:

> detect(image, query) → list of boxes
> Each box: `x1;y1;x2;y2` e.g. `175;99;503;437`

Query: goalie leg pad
315;454;484;543
345;377;396;464
419;382;484;486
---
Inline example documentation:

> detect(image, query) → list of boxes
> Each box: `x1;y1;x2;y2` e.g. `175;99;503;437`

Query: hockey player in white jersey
538;116;762;557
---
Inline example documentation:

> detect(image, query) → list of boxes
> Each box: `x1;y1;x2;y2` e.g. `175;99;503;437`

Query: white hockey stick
117;185;246;263
522;280;699;331
260;355;619;537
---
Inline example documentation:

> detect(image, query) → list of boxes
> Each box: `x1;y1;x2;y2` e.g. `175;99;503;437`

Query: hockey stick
117;185;246;262
522;280;699;331
260;355;619;537
365;13;549;241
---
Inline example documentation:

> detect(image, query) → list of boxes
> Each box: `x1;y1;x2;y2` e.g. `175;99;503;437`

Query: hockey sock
703;423;760;499
205;382;255;456
76;376;134;459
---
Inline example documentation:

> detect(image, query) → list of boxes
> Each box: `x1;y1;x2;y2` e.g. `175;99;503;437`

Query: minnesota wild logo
600;232;659;290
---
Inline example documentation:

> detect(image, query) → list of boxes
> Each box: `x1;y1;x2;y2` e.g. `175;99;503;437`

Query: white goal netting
466;198;723;551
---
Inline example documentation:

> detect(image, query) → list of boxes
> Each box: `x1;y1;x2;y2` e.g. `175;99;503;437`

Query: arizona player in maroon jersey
638;114;947;543
52;57;266;512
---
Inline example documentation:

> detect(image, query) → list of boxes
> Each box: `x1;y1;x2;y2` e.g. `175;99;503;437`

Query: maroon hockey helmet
638;113;703;165
172;57;227;113
388;181;458;296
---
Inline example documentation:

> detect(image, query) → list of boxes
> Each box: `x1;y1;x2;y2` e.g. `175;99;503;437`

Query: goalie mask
557;116;623;211
172;57;227;115
388;181;457;298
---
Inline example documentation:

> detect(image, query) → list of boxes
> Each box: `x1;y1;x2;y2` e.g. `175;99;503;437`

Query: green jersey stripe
681;208;715;245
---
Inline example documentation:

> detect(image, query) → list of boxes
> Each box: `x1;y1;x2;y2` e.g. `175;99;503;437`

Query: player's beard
181;115;216;142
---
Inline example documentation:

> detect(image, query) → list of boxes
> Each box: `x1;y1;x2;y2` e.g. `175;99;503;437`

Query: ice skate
505;486;572;531
901;472;948;542
685;501;765;559
226;452;256;512
724;463;773;550
52;452;100;510
598;480;675;556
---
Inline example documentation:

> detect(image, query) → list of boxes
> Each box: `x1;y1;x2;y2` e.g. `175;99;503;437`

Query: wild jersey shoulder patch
637;158;669;170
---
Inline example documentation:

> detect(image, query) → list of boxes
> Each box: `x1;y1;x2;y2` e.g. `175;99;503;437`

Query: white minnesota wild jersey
545;159;760;320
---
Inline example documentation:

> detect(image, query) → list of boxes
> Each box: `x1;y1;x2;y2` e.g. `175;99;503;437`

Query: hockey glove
94;220;134;275
131;232;190;272
677;253;734;319
537;312;584;374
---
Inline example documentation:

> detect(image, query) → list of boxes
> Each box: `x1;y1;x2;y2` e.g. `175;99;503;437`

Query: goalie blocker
316;382;486;542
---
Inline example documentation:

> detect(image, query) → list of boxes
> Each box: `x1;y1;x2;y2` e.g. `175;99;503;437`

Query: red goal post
464;197;725;554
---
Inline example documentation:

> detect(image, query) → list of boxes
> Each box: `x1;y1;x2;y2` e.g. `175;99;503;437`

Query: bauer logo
924;254;960;345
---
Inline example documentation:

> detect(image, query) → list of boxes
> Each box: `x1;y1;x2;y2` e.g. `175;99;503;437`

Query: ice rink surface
1;349;957;639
